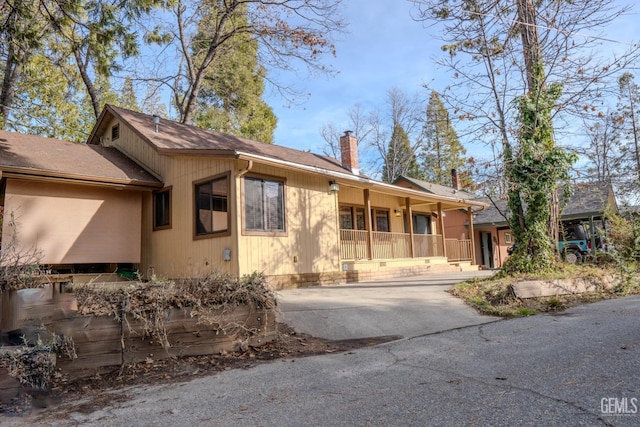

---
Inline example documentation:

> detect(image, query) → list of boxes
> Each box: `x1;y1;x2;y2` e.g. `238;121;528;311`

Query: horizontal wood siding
237;164;340;277
2;180;142;265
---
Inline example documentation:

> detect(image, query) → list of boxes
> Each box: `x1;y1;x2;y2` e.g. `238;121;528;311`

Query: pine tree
382;124;422;183
421;91;469;187
118;77;140;112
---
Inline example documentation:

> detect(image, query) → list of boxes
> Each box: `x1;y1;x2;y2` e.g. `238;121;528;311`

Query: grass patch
452;265;639;317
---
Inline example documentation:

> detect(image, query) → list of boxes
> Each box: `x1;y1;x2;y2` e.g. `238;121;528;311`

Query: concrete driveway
276;270;500;340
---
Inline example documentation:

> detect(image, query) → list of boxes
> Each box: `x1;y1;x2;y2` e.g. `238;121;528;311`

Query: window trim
242;174;287;236
339;205;367;231
193;172;231;240
153;186;172;231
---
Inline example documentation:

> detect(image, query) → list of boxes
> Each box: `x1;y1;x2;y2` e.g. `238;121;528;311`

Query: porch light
329;181;340;193
394;209;401;217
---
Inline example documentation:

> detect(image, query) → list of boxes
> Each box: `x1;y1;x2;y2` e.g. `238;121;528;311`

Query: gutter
235;151;487;209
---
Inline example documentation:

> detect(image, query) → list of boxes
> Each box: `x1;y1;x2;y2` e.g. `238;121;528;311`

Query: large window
244;177;285;232
195;174;229;237
374;209;389;232
153;187;172;230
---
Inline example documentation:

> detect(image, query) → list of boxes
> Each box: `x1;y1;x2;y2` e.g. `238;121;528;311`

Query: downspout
233;160;253;277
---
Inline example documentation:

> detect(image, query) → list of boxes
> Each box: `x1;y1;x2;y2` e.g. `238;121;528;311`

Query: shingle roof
0;130;161;187
90;105;356;177
473;182;615;227
394;176;476;199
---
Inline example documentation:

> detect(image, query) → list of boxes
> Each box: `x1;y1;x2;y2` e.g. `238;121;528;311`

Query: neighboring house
0;105;486;288
472;182;618;269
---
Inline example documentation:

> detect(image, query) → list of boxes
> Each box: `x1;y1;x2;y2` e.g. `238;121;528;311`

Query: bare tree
320;103;374;159
148;0;345;124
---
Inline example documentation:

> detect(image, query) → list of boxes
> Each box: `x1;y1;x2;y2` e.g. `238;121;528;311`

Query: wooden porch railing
445;239;473;262
371;231;411;259
340;231;450;260
340;229;369;260
413;234;444;258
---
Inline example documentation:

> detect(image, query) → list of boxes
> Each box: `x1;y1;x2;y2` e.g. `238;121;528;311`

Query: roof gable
90;105;354;177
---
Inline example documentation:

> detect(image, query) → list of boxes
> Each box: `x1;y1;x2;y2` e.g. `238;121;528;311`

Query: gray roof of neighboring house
473;182;616;227
394;176;476;199
0;130;161;188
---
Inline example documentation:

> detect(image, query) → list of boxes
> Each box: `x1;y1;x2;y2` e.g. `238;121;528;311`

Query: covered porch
335;183;484;272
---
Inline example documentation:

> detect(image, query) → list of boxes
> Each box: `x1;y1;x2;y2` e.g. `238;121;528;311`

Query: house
0;105;486;288
472;182;618;268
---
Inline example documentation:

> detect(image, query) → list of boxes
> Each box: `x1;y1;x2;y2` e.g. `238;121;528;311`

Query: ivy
501;71;577;275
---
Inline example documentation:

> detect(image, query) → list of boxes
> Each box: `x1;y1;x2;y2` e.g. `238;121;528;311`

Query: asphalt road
7;295;639;426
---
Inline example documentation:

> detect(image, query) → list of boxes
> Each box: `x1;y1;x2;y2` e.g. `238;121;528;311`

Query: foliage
193;9;277;143
604;212;640;294
501;78;577;275
71;272;277;350
152;0;344;125
381;124;422;183
421;91;471;188
0;334;75;392
452;265;627;317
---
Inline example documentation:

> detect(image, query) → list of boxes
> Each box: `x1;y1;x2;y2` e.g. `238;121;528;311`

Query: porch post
467;207;476;265
438;202;447;258
406;197;414;258
364;189;374;259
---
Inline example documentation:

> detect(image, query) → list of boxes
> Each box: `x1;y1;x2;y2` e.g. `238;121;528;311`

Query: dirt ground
1;322;400;419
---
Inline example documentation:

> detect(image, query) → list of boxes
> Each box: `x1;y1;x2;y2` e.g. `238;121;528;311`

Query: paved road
276;270;499;340
7;295;639;426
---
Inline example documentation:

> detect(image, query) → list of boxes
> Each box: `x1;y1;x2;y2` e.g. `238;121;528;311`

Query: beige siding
444;210;469;240
2;180;142;265
237;164;341;277
147;157;236;279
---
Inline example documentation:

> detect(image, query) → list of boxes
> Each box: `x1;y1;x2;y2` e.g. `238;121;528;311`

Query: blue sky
265;0;439;151
264;0;640;168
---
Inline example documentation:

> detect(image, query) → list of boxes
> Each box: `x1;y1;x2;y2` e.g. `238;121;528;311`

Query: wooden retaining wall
50;307;276;377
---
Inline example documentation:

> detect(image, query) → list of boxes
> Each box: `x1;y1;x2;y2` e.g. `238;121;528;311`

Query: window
244;177;285;232
111;124;120;140
339;206;366;230
410;213;431;235
504;232;512;244
153;187;172;230
195;174;229;237
374;209;389;232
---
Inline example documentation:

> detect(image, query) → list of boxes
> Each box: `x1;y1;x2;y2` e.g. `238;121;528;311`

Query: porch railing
371;231;411;259
340;230;450;260
414;234;444;258
445;239;473;262
340;229;369;260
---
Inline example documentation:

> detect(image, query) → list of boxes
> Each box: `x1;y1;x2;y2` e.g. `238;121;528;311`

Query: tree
150;0;344;125
382;124;422;183
421;91;470;187
415;0;635;273
617;73;640;195
0;0;74;129
118;77;140;112
578;112;623;185
193;8;276;143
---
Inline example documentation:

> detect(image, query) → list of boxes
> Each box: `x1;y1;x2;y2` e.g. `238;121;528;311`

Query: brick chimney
451;168;461;190
339;130;359;175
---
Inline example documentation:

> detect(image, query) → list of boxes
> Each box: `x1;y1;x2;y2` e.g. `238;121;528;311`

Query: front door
481;231;494;269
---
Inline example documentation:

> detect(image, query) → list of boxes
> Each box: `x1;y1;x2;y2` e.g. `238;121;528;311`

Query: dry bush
0;212;45;292
71;272;277;350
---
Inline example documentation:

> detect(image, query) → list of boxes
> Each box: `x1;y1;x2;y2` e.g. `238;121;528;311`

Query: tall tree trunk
516;0;560;246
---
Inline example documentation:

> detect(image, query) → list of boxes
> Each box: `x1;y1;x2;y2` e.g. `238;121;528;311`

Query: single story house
472;182;617;268
0;105;486;288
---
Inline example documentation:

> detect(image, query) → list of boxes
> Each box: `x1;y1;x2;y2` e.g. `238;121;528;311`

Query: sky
265;0;439;151
262;0;640;172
